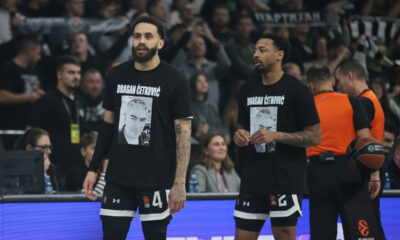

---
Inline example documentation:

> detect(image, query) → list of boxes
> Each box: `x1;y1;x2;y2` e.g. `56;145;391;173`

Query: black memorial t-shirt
0;61;41;129
103;60;192;189
237;73;320;194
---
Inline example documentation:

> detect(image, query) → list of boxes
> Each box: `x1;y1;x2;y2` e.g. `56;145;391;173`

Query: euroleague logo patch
270;194;277;206
367;143;384;152
358;219;370;237
143;196;150;208
367;145;375;152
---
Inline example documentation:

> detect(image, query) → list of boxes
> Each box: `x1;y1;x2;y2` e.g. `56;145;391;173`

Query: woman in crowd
189;73;229;141
189;132;240;192
16;127;58;192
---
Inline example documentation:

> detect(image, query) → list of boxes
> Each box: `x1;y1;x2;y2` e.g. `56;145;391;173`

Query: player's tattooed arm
275;123;321;147
174;118;192;184
168;118;192;213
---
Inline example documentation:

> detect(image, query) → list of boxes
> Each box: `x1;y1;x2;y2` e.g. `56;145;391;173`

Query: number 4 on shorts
153;191;163;208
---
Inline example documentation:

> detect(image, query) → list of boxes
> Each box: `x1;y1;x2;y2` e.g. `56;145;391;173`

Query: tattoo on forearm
276;124;321;147
174;119;192;182
175;124;181;134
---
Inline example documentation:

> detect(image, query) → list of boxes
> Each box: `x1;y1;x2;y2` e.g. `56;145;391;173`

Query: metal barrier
2;190;400;203
0;130;25;150
0;130;25;136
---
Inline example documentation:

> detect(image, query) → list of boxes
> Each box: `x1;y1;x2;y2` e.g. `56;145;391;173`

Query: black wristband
88;122;114;171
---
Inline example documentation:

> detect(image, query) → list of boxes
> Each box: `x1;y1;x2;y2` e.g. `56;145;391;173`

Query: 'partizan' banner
253;10;339;27
14;17;129;34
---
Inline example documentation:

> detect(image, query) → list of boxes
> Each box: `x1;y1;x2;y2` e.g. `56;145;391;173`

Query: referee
306;65;378;239
335;59;385;239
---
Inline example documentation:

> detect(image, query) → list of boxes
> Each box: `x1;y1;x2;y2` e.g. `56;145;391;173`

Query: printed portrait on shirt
118;96;152;146
22;74;41;93
250;106;277;153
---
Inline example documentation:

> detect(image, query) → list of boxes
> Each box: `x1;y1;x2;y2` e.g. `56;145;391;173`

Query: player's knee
271;217;298;227
142;217;171;240
271;226;297;240
234;217;265;232
101;216;132;240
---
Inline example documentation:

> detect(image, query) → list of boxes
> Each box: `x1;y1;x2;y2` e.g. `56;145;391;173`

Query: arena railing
1;190;400;203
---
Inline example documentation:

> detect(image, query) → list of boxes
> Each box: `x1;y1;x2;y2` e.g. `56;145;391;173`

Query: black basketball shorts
234;193;303;231
100;181;171;221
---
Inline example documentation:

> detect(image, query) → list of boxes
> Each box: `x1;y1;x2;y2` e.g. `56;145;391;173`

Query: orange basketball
347;137;385;173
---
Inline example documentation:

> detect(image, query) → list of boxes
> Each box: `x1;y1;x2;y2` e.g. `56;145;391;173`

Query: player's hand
338;46;351;60
168;183;186;214
26;92;40;103
234;129;250;147
11;13;25;26
250;129;276;145
33;87;45;96
44;157;51;172
197;21;217;44
83;171;98;201
368;171;381;199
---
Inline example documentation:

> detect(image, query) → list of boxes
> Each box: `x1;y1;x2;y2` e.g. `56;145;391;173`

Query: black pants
372;191;386;240
307;155;380;240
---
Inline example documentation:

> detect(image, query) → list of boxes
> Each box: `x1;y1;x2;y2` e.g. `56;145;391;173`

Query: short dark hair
234;14;252;27
256;33;291;61
55;55;80;72
82;68;102;81
335;59;368;82
132;16;166;40
307;64;331;83
80;131;98;149
16;35;41;53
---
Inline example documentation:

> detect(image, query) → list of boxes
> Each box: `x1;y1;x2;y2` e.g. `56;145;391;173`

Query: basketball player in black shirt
233;33;321;240
83;16;192;240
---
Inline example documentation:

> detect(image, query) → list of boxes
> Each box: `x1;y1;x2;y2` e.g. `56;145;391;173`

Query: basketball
346;137;385;173
346;137;358;160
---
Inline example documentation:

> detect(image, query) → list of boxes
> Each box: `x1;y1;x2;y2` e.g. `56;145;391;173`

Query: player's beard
65;78;80;90
254;62;273;74
132;44;158;63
